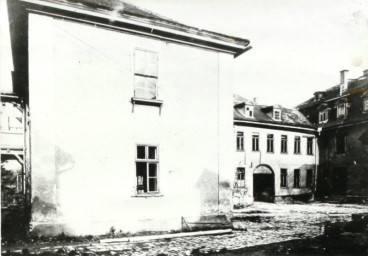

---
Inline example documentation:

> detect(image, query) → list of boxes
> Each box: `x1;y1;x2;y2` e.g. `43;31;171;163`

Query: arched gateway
253;165;275;202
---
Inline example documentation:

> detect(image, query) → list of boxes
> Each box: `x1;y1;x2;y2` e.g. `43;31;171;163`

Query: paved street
3;202;368;255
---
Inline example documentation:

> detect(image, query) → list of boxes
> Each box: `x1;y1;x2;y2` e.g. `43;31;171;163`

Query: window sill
131;97;163;106
236;150;245;152
266;151;274;154
132;193;163;198
131;97;163;114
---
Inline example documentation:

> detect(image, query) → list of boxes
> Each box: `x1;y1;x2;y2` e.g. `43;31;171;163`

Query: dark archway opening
253;165;275;202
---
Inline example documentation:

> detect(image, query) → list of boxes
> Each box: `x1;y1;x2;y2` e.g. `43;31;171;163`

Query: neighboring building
233;95;318;205
0;93;30;239
297;70;368;201
6;0;251;235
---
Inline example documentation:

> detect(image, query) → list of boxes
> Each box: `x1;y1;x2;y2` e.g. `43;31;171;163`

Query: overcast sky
1;0;368;108
127;0;368;108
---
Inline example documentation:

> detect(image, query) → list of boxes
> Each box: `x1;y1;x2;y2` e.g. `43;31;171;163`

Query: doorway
253;165;275;202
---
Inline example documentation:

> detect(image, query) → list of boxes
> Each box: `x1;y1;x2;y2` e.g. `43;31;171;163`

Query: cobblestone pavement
3;202;368;255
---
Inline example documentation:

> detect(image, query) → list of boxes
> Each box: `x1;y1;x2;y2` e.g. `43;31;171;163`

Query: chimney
363;69;368;77
340;70;348;96
253;97;257;105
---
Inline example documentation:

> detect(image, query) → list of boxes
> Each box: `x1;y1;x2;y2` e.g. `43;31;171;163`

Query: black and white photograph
1;0;368;255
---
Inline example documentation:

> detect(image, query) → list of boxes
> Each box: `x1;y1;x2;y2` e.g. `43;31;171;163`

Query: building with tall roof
233;95;318;205
4;0;251;236
297;70;368;201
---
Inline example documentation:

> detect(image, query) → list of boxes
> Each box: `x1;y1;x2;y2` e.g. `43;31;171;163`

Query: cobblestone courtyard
3;202;368;255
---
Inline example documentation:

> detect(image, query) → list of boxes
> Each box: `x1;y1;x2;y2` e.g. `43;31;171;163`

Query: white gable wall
28;13;234;235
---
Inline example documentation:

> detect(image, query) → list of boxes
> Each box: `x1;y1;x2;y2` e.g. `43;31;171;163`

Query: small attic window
337;102;349;117
273;110;281;120
319;109;328;123
244;105;254;118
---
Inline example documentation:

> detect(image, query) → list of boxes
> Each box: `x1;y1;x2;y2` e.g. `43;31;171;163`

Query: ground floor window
306;169;313;188
280;169;287;187
236;167;245;188
294;169;300;188
136;145;158;194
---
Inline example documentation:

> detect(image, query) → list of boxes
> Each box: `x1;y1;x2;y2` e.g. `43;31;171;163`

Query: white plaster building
233;95;318;206
5;0;251;235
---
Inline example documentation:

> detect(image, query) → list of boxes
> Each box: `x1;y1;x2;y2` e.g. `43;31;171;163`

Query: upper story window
252;134;259;151
319;109;328;123
363;98;368;112
236;167;245;188
294;136;301;154
136;145;159;194
236;132;244;151
273;110;281;120
134;49;158;100
244;105;254;118
336;135;346;154
307;137;313;155
281;135;288;153
267;134;274;153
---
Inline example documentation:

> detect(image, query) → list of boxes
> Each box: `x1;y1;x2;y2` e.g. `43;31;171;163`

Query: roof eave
19;0;251;56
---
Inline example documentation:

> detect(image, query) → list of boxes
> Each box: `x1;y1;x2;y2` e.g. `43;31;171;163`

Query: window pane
136;162;147;193
149;163;157;177
147;89;157;100
146;78;157;89
149;178;157;192
137;146;146;159
134;76;147;88
148;147;157;159
135;88;146;98
135;50;146;74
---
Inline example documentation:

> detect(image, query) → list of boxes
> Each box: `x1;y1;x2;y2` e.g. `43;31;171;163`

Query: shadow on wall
196;169;219;214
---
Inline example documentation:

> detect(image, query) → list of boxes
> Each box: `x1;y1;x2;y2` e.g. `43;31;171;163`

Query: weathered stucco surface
234;126;318;204
28;14;235;235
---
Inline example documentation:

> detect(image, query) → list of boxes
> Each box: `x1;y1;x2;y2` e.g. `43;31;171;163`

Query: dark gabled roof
18;0;250;56
296;72;368;129
296;74;368;110
234;95;315;129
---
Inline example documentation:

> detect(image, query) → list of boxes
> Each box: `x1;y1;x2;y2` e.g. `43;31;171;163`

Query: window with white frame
307;137;313;155
319;109;328;123
252;134;259;151
294;169;300;188
274;110;281;120
294;136;301;154
134;49;158;100
237;131;244;151
236;167;245;188
337;103;347;117
136;145;159;194
306;169;313;188
281;135;288;153
280;169;287;188
244;105;254;118
267;134;274;153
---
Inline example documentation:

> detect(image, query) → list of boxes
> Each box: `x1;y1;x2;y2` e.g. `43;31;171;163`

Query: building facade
233;95;318;206
297;70;368;201
6;0;251;236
